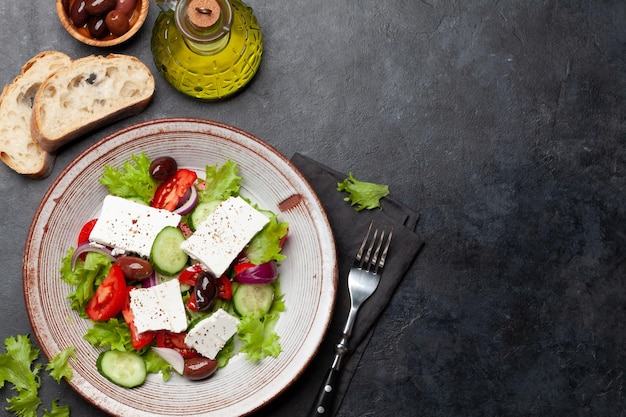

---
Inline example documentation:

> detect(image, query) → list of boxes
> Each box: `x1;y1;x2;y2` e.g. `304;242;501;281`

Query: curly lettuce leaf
143;349;172;382
198;159;242;203
83;319;132;352
0;335;41;417
6;388;40;417
245;214;289;264
216;338;236;368
84;323;172;381
337;172;390;211
100;153;158;204
42;399;70;417
60;249;112;316
46;347;76;384
237;282;285;361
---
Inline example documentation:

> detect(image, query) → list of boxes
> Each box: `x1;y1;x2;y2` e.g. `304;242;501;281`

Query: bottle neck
175;0;233;54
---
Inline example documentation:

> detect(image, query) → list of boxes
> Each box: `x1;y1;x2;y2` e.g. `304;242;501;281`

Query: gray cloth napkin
251;153;424;416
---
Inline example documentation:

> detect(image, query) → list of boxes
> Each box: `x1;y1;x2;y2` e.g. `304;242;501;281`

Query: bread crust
0;51;71;178
31;54;155;153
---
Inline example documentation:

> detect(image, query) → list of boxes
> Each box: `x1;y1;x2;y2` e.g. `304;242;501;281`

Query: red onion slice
174;185;198;215
151;347;185;375
142;271;159;288
71;242;115;269
233;261;278;284
178;188;191;206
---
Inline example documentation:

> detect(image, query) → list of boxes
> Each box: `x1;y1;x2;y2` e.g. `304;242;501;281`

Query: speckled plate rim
23;118;338;417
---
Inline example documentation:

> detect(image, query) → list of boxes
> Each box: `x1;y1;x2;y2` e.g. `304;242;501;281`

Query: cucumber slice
190;201;220;230
96;350;146;388
151;226;188;276
233;283;274;316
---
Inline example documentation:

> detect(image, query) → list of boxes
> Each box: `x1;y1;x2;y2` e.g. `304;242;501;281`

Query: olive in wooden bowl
56;0;149;47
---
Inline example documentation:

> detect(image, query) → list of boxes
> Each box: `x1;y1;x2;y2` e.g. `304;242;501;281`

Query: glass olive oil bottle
151;0;262;100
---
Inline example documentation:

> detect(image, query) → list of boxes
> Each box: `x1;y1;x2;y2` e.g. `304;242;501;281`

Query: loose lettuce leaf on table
337;172;390;211
42;399;70;417
0;335;71;417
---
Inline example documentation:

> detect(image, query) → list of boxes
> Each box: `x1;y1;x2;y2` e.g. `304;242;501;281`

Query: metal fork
308;222;393;416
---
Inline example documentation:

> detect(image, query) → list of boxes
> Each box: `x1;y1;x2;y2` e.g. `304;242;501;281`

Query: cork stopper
188;0;220;29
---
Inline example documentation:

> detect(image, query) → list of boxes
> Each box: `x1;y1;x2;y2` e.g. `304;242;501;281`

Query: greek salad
59;154;289;388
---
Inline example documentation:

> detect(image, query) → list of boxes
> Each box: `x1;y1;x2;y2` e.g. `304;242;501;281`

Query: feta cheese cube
180;196;269;276
89;195;181;258
129;279;187;334
184;308;240;360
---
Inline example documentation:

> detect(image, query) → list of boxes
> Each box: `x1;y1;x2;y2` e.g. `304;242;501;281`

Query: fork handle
308;366;341;416
308;333;349;417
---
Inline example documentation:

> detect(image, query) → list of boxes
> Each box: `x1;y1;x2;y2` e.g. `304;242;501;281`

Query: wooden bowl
56;0;149;47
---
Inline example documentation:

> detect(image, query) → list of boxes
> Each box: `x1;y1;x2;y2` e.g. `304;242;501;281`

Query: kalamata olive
183;356;218;381
70;0;89;27
149;156;178;180
87;15;109;39
85;0;117;16
105;10;130;36
194;271;218;311
115;0;137;16
115;255;153;281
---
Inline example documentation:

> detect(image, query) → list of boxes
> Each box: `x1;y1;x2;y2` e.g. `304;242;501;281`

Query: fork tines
355;222;393;274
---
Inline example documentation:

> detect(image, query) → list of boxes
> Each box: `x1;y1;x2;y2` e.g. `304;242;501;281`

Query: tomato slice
150;169;198;211
186;293;198;311
122;289;155;350
155;331;199;359
216;274;233;300
180;265;233;301
77;218;98;245
279;226;289;249
233;262;255;275
178;264;204;286
85;265;128;321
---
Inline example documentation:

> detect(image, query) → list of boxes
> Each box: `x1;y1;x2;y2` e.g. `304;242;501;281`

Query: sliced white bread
32;54;155;153
0;51;72;178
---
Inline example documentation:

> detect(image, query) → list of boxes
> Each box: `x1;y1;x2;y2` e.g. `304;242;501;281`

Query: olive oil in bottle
151;0;262;100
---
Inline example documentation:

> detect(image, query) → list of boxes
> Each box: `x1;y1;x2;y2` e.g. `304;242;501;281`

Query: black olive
70;0;89;27
194;272;218;311
149;156;178;181
87;15;109;39
115;255;153;281
85;0;117;16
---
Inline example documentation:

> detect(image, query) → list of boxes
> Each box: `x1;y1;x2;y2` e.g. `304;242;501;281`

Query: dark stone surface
0;0;624;416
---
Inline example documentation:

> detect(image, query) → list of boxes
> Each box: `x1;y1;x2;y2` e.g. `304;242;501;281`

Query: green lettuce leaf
0;335;72;417
42;399;70;417
142;349;172;382
216;338;236;368
83;319;132;352
46;347;76;384
237;282;284;361
198;159;242;203
0;335;41;417
337;172;390;211
60;250;112;316
245;214;289;264
100;153;158;204
6;388;40;417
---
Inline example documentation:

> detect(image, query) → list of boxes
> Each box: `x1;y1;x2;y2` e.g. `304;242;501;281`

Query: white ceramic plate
24;118;337;416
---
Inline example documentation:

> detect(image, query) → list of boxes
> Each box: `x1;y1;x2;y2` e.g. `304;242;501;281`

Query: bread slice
0;51;72;178
32;54;155;153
